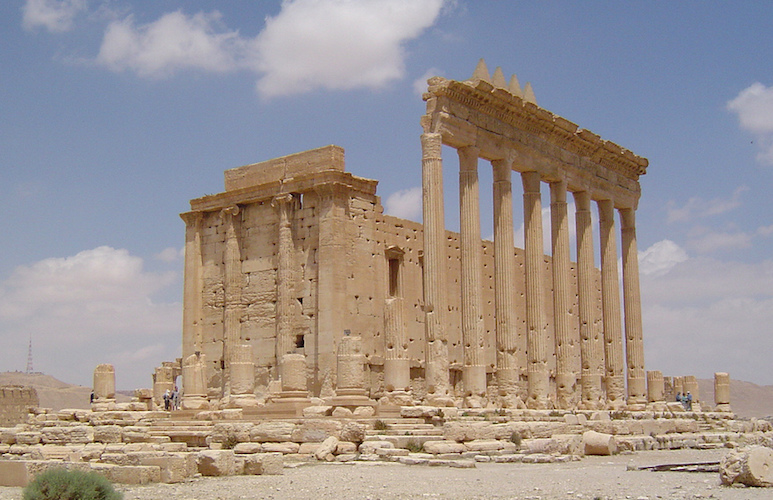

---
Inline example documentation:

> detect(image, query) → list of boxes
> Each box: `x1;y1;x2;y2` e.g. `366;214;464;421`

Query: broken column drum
336;335;367;397
93;364;115;400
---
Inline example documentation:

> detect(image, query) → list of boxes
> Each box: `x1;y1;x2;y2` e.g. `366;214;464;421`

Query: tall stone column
522;171;549;409
492;158;522;405
597;199;625;409
550;180;576;409
222;205;243;399
619;208;647;408
573;191;603;409
315;184;349;398
181;212;203;360
459;146;486;400
273;193;296;371
421;132;451;402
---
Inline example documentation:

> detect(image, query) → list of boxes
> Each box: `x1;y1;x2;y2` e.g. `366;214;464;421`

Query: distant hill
1;372;771;417
0;372;131;410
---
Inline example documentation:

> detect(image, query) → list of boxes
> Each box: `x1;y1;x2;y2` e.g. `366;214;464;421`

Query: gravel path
1;449;769;499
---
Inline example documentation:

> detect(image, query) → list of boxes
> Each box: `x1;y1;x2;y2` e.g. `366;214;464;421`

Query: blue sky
1;0;772;391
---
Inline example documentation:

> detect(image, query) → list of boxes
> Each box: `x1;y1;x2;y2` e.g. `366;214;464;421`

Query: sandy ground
1;448;771;500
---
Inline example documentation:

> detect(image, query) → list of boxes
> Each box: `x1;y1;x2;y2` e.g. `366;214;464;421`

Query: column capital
458;145;480;171
180;211;203;225
549;179;568;203
271;192;295;208
220;205;240;219
521;170;541;193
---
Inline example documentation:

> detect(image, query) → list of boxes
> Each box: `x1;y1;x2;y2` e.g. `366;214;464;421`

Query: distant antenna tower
26;334;34;373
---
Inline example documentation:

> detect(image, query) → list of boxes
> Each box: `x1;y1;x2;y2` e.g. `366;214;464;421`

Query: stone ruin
1;61;770;487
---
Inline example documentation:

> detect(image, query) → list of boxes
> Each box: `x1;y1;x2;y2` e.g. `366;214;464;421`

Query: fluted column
459;146;486;399
384;296;409;392
620;207;646;407
597;199;625;408
273;194;296;368
492;158;521;403
573;191;603;409
181;212;203;360
421;132;450;400
522;171;549;409
550;180;576;409
222;205;243;398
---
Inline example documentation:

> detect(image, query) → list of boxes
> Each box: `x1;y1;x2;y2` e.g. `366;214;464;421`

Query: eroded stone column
683;375;700;410
620;208;646;408
459;146;486;400
714;372;732;412
93;364;115;401
229;344;258;407
522;171;549;409
421;132;451;402
181;212;203;360
336;335;367;397
597;199;625;409
273;194;296;372
182;352;209;410
492;158;522;406
221;205;243;398
384;297;410;392
153;364;174;408
550;180;576;409
280;353;309;397
647;370;666;410
574;191;603;409
673;376;685;400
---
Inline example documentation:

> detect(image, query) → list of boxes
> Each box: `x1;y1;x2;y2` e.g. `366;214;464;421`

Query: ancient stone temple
178;60;651;411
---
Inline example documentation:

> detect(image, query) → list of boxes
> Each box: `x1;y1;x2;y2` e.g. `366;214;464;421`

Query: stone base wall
0;386;39;427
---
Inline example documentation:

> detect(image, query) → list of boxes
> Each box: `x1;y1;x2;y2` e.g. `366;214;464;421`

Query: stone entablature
422;70;648;209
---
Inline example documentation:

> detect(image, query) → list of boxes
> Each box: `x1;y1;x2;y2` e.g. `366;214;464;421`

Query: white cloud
638;239;688;277
254;0;447;97
413;67;441;96
96;11;245;78
384;186;422;220
727;82;773;166
685;227;752;254
666;186;748;223
155;246;184;263
641;256;773;384
0;247;180;388
22;0;86;33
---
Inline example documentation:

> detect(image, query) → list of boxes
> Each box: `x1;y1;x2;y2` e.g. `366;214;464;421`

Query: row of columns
421;133;646;409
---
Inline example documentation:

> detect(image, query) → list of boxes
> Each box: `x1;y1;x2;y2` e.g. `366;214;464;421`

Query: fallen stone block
197;449;236;476
314;436;339;461
262;441;300;454
720;446;773;487
234;442;262;454
243;452;283;475
0;460;90;487
91;464;161;484
583;430;617;456
359;441;394;454
250;421;296;442
138;455;190;483
423;441;467;455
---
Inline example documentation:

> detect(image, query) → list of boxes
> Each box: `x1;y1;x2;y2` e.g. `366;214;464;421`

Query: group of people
676;391;693;411
163;386;180;411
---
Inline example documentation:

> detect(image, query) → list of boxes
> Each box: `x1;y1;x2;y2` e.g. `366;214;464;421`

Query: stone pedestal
279;353;310;398
181;353;209;410
714;372;732;412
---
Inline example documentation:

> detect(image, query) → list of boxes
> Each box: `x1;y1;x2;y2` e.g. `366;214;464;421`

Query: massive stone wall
0;386;39;426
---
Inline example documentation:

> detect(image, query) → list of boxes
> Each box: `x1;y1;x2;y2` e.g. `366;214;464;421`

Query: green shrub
405;439;423;453
23;468;122;500
509;432;522;447
373;419;388;431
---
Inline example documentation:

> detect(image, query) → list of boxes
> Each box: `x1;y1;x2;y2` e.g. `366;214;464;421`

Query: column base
181;395;210;410
714;403;733;413
225;394;261;409
381;390;414;406
463;365;487;397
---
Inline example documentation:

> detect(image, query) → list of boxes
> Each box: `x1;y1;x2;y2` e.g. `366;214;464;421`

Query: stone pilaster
597;199;625;409
620;208;646;408
181;212;203;361
522;171;549;409
574;191;603;409
273;193;296;370
421;132;451;402
221;205;243;398
459;146;486;399
550;180;576;409
492;158;522;405
315;184;350;398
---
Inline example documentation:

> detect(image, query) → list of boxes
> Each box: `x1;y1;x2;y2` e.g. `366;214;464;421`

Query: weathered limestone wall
0;386;39;426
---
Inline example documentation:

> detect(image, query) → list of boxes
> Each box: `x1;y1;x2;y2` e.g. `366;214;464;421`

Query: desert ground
0;448;770;500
